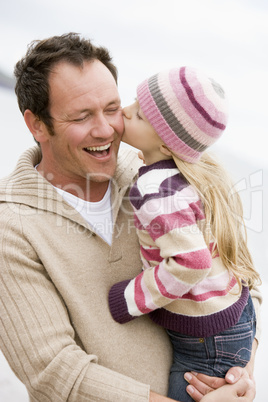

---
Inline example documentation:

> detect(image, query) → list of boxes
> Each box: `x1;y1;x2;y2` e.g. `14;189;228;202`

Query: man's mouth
84;143;111;158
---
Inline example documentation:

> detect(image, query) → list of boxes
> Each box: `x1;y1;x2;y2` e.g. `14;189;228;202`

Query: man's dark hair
14;32;118;133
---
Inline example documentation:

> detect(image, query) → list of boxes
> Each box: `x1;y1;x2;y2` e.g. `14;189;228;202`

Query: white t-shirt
55;182;113;245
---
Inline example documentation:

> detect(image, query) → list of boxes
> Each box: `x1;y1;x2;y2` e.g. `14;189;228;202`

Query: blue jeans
167;295;256;402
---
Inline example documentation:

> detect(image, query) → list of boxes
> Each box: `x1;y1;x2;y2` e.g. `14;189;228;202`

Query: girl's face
122;100;169;165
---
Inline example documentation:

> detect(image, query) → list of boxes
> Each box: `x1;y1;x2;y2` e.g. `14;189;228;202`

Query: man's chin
85;168;116;183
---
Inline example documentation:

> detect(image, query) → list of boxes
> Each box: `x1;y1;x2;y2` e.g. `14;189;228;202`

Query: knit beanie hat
137;66;228;163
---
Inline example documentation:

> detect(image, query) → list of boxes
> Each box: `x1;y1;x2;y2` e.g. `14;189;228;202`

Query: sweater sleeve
109;195;212;323
0;208;149;401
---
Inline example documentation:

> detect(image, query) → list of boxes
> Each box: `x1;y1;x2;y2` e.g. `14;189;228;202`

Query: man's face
39;60;124;197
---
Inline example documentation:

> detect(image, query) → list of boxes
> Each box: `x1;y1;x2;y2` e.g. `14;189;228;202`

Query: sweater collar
0;146;142;227
138;159;177;177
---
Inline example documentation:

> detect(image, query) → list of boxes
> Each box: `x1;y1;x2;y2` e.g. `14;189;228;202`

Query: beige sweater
0;146;262;402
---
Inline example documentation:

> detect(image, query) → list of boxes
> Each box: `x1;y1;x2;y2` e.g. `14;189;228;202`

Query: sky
0;1;267;400
1;0;268;167
1;0;267;271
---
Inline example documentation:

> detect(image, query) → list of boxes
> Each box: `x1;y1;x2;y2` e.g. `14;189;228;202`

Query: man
0;33;261;401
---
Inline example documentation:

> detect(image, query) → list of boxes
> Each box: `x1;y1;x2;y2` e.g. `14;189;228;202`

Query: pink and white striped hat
137;66;228;163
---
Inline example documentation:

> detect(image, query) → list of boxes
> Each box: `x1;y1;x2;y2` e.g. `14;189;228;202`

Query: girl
109;66;260;402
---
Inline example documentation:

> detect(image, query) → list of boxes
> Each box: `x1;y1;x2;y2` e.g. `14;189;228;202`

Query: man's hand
200;379;255;402
149;339;257;402
184;339;257;401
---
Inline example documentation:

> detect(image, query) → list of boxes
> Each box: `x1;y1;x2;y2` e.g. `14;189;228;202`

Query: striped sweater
109;159;249;337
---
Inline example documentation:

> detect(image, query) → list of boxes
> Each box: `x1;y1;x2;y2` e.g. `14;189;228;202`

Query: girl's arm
109;207;212;323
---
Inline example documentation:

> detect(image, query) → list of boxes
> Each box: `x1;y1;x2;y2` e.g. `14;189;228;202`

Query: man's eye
106;107;120;114
73;116;87;122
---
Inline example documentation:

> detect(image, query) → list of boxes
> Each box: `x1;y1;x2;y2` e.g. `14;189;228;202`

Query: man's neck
36;164;110;202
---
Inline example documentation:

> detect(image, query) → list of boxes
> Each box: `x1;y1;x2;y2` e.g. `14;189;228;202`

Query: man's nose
91;115;114;138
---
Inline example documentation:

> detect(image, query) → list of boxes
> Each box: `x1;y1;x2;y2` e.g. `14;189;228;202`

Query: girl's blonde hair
172;151;261;291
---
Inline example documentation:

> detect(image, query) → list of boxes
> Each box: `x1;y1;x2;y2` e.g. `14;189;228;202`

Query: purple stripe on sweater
180;67;226;130
130;172;188;211
129;160;190;211
133;188;200;229
138;158;178;174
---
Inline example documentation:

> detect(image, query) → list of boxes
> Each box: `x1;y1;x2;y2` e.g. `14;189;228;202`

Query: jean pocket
214;322;254;374
167;330;209;361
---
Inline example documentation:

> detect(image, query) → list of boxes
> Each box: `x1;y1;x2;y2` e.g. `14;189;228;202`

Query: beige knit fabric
0;146;262;401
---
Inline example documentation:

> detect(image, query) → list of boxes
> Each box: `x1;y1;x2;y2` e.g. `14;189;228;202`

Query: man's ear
24;109;48;143
160;144;172;157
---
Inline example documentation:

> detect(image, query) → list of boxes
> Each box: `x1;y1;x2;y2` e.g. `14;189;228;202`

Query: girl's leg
167;294;256;401
168;369;194;402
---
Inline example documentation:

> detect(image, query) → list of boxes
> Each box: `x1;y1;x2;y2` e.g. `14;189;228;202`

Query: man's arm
0;210;150;401
149;379;255;402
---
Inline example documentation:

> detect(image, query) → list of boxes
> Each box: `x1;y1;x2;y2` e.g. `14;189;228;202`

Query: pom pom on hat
137;66;228;163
